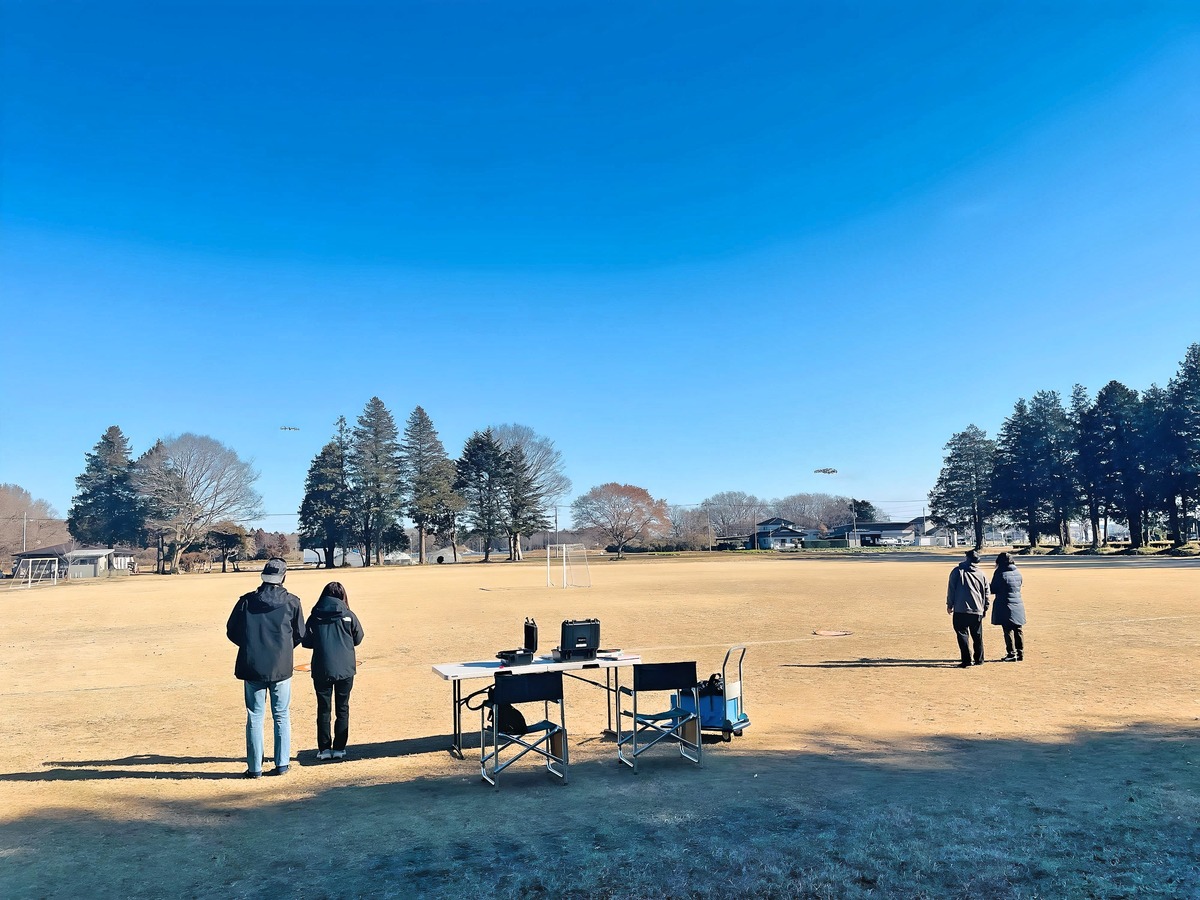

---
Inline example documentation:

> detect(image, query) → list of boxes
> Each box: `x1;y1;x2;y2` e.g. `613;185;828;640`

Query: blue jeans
244;678;292;771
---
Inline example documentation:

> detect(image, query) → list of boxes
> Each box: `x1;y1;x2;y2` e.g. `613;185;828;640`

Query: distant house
11;543;136;579
825;520;920;547
753;517;809;550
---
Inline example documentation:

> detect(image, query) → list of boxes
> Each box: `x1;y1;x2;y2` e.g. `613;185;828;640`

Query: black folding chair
480;671;568;786
616;661;701;772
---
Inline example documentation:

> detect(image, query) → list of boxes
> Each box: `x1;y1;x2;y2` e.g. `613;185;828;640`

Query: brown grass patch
1;554;1197;897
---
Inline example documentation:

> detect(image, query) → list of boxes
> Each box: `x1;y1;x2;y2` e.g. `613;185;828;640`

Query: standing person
990;551;1027;661
946;548;990;667
302;582;364;761
226;557;305;778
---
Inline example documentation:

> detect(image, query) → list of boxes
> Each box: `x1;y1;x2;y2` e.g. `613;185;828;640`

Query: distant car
879;537;902;546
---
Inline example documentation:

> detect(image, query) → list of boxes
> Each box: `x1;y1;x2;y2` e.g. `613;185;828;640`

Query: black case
497;618;538;667
552;618;600;662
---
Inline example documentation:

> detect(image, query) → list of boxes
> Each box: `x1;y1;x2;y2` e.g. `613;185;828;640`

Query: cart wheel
733;729;743;737
722;729;732;743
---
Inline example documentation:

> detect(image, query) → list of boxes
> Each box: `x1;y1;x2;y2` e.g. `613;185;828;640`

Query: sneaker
957;662;972;668
332;750;346;760
1001;654;1017;662
317;749;332;761
243;770;262;779
269;765;290;776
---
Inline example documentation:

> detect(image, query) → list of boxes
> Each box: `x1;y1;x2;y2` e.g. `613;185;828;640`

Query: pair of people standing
225;559;364;777
946;549;1026;667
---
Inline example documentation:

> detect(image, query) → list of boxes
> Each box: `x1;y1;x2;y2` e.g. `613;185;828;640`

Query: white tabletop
432;652;640;682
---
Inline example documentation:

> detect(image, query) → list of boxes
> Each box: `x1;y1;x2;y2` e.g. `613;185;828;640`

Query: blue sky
3;2;1199;529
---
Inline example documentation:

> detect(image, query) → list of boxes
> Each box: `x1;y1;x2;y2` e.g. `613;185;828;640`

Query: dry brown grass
1;553;1197;898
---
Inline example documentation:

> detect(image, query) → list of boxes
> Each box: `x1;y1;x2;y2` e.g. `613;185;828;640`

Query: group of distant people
225;558;364;778
946;548;1027;667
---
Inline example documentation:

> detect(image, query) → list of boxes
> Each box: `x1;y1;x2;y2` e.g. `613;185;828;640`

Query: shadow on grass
2;724;1197;899
783;658;960;669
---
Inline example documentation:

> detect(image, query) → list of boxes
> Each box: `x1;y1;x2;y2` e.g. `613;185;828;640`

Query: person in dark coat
990;551;1027;661
302;582;364;760
226;558;306;777
946;548;990;667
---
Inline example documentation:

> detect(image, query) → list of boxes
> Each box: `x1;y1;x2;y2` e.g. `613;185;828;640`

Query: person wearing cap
226;557;306;777
946;548;990;667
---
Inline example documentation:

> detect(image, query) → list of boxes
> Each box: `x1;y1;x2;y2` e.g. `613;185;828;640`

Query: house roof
13;543;135;559
756;517;798;529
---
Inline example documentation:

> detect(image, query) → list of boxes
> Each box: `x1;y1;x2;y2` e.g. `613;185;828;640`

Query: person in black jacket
990;552;1027;661
302;582;364;761
226;558;306;777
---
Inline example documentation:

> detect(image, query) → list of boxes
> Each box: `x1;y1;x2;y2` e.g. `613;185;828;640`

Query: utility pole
22;512;27;552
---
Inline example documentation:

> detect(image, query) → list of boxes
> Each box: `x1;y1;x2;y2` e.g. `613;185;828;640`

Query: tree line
930;344;1200;550
63;428;265;573
297;399;570;566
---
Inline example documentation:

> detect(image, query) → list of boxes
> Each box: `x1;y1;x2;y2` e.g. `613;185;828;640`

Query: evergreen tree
1166;343;1200;544
455;429;509;562
427;461;468;562
1070;385;1108;549
503;444;551;561
991;399;1045;546
298;417;354;568
929;424;995;550
68;426;145;548
1092;381;1148;548
348;398;404;566
399;406;455;564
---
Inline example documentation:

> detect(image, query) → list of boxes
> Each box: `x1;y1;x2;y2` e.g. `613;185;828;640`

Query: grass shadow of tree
1;723;1196;898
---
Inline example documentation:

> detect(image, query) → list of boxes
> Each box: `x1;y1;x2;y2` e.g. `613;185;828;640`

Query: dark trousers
314;676;354;751
1002;624;1024;657
952;613;985;664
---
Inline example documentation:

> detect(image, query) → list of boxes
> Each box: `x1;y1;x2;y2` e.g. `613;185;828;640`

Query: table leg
451;680;463;759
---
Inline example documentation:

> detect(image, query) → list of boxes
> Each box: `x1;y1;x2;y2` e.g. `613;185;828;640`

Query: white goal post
7;557;61;589
546;543;591;588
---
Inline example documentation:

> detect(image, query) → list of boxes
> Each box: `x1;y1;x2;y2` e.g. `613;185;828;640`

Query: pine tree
400;406;455;564
348;398;404;566
67;426;145;548
298;417;354;568
503;444;550;561
928;425;995;550
455;429;509;562
1167;343;1200;544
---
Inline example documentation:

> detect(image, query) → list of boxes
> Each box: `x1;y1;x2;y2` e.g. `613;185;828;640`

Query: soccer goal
7;557;61;589
546;543;591;588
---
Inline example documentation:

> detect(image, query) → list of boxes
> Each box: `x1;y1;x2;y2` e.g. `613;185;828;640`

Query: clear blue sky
3;2;1199;529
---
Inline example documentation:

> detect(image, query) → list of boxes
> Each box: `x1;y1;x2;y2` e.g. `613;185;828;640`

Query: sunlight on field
1;554;1197;898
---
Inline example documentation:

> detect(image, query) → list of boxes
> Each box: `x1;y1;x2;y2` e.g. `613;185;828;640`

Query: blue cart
679;645;750;742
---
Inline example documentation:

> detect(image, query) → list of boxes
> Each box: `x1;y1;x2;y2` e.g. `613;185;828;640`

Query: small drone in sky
813;467;838;475
280;426;300;431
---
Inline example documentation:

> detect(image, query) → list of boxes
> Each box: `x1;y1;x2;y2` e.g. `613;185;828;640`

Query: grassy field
1;552;1197;898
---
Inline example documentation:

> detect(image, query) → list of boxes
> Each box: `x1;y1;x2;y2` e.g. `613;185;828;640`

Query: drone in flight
280;426;300;431
813;467;838;475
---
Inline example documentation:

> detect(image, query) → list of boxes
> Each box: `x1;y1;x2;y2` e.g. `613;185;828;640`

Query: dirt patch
1;554;1197;897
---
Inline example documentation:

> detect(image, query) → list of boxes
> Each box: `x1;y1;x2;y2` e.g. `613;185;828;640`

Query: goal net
546;543;591;588
8;557;61;589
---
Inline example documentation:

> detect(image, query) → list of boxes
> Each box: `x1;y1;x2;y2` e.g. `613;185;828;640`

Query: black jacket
301;593;364;681
226;583;306;682
990;564;1027;626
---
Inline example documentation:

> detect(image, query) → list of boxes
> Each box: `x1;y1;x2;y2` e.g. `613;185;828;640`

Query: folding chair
616;661;702;772
480;670;568;786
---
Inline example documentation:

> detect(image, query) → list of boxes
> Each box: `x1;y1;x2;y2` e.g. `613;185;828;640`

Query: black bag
488;700;527;737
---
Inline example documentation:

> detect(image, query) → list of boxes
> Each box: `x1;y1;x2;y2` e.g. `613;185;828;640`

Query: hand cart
678;645;750;742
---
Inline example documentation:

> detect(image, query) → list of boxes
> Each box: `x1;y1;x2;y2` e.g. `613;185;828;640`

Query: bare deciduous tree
0;484;69;564
571;483;667;559
137;434;263;574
